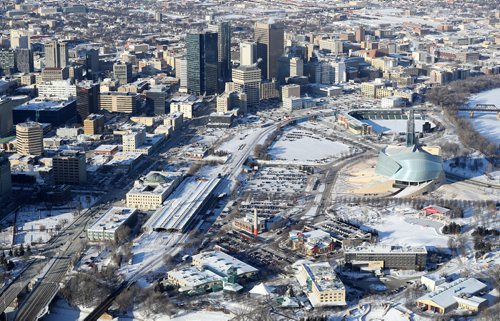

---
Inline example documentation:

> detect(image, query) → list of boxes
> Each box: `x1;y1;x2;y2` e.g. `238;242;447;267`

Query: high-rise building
99;92;138;114
76;81;99;122
10;29;30;49
53;150;87;185
0;49;16;76
146;86;168;115
0;97;14;137
0;153;11;202
83;114;105;135
85;48;100;79
355;26;366;43
113;62;132;85
290;57;304;77
333;62;347;83
16;122;43;156
175;58;188;89
254;21;284;80
44;40;69;68
277;56;290;85
232;65;261;107
186;31;218;95
239;42;256;66
15;48;33;73
208;21;232;86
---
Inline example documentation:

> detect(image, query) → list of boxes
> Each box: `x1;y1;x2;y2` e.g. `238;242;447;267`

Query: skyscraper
0;49;16;76
76;81;100;123
113;62;132;85
209;21;232;86
254;21;284;80
44;40;69;68
239;42;256;66
0;153;11;202
333;61;346;83
355;26;366;43
15;48;33;73
290;57;304;77
85;48;100;80
232;65;261;108
186;31;218;95
16;122;44;156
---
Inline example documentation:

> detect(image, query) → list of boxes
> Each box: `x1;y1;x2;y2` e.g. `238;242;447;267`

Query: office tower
85;49;100;79
37;80;77;100
15;48;33;73
13;99;77;126
0;49;16;76
113;62;132;84
175;58;187;89
146;86;168;115
355;26;365;43
232;65;261;107
0;97;13;137
83;114;105;135
0;153;11;201
10;29;30;49
53;150;87;185
239;42;256;66
44;40;69;68
186;31;218;95
16;122;43;156
290;57;303;77
76;81;99;122
254;21;284;80
208;21;232;86
282;84;301;99
99;92;138;113
155;12;162;22
216;91;247;114
277;56;290;85
333;61;346;83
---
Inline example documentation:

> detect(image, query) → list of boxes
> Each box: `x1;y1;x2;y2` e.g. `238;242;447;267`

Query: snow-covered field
268;127;350;164
464;88;500;144
363;118;433;134
333;205;449;249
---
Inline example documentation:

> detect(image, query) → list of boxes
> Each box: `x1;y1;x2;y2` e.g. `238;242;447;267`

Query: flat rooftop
14;98;75;111
345;245;427;254
302;262;345;292
192;251;258;276
87;207;137;233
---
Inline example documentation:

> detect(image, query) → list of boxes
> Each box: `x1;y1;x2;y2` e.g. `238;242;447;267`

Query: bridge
457;104;500;119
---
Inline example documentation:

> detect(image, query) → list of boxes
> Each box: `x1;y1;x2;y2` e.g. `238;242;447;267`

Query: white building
126;171;183;210
86;207;137;242
37;80;76;100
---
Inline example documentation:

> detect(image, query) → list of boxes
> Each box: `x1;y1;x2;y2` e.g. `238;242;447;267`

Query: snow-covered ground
0;195;98;246
464;88;500;144
334;205;449;249
360;117;433;135
268;127;350;164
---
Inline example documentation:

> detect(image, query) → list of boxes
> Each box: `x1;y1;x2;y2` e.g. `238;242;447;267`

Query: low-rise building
344;245;427;271
126;171;183;210
296;262;346;307
416;278;488;314
167;251;258;294
86;207;138;242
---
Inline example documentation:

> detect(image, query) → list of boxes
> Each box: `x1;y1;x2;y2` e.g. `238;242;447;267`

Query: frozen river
462;88;500;144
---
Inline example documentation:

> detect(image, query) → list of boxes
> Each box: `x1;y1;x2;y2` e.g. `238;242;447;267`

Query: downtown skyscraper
254;21;284;80
186;31;218;95
44;40;69;68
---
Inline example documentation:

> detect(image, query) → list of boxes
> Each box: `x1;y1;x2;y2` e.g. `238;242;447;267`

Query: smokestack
253;208;258;237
